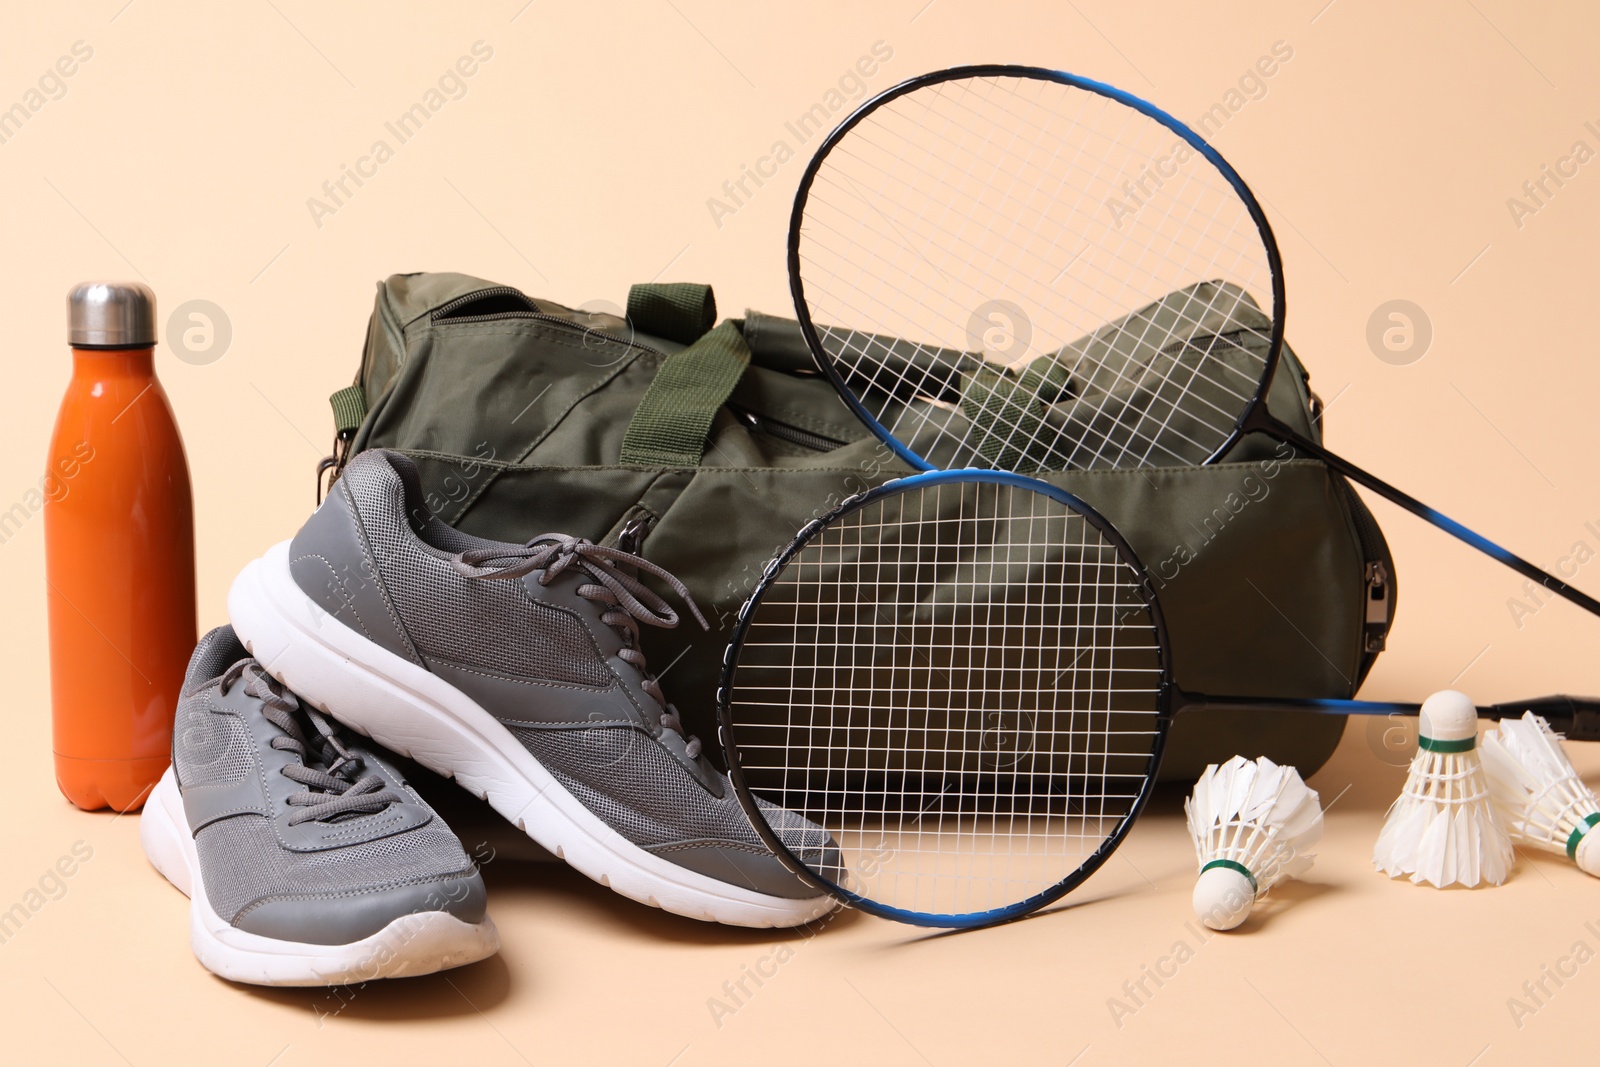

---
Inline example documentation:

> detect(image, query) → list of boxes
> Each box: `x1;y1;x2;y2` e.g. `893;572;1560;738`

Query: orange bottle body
45;347;195;811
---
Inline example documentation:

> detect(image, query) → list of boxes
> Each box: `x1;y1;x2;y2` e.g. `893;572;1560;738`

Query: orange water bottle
46;282;196;812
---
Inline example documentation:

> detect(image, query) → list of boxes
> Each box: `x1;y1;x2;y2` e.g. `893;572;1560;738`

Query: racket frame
786;63;1288;473
716;470;1600;927
789;66;1600;619
716;467;1178;927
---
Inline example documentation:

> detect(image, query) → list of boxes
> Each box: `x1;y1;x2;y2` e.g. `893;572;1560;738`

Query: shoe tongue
187;626;249;696
378;449;433;530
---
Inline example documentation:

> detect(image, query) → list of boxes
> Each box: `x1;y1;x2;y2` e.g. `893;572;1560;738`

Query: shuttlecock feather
1186;755;1323;931
1373;689;1513;888
1482;712;1600;877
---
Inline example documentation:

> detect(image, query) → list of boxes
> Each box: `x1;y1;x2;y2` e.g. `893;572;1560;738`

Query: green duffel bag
323;273;1396;782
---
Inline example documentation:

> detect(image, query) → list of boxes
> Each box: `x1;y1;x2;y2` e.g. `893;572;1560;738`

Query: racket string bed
795;72;1274;474
723;475;1166;920
792;65;1600;618
742;65;1600;922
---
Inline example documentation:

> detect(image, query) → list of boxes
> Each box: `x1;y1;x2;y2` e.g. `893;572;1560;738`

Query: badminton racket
718;470;1600;927
787;65;1600;618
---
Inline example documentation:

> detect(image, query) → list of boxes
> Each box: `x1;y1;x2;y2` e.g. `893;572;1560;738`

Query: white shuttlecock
1373;689;1513;888
1482;711;1600;878
1185;755;1324;931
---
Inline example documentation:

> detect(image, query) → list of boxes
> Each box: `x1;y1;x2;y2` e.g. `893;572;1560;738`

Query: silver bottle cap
68;281;156;347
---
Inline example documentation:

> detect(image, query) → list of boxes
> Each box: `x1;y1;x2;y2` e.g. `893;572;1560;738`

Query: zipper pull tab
1363;560;1391;652
616;513;655;555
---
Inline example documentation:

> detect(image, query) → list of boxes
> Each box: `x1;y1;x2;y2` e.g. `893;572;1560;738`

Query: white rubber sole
139;768;500;987
227;540;833;929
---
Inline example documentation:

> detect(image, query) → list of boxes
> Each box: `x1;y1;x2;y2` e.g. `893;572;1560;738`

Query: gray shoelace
219;659;403;825
451;534;711;757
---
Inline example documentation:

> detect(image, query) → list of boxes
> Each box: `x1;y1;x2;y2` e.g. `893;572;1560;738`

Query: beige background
5;1;1599;1063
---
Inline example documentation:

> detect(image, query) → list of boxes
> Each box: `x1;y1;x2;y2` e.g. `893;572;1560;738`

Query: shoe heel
139;768;197;899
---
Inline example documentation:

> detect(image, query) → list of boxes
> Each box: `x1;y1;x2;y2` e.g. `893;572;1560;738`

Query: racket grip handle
1484;696;1600;742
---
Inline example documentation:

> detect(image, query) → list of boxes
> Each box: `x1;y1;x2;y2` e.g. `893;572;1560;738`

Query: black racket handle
1483;695;1600;742
1180;692;1600;742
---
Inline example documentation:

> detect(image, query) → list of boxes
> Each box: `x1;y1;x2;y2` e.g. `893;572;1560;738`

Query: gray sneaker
227;449;836;928
139;625;499;986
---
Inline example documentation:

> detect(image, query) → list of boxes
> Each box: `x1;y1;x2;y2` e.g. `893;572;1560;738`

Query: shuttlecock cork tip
1194;862;1256;931
1419;690;1478;748
1574;820;1600;878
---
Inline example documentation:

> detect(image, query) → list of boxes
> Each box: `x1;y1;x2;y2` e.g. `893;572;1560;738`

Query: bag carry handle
619;283;751;467
958;359;1073;471
626;282;717;345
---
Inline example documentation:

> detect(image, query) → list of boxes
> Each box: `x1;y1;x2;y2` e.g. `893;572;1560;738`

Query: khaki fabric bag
325;273;1396;781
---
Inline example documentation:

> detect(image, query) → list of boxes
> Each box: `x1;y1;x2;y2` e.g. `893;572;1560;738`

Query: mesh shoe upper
295;450;838;898
171;625;486;941
512;725;835;856
338;460;613;688
195;818;475;929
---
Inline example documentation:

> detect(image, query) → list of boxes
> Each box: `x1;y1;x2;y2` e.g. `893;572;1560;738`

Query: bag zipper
1363;560;1391;653
433;287;666;357
1335;475;1396;668
615;512;656;554
726;403;845;452
433;286;538;320
1301;377;1395;674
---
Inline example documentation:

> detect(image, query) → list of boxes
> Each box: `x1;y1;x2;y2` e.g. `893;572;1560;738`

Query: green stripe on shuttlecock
1566;812;1600;861
1418;734;1477;753
1200;858;1257;893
